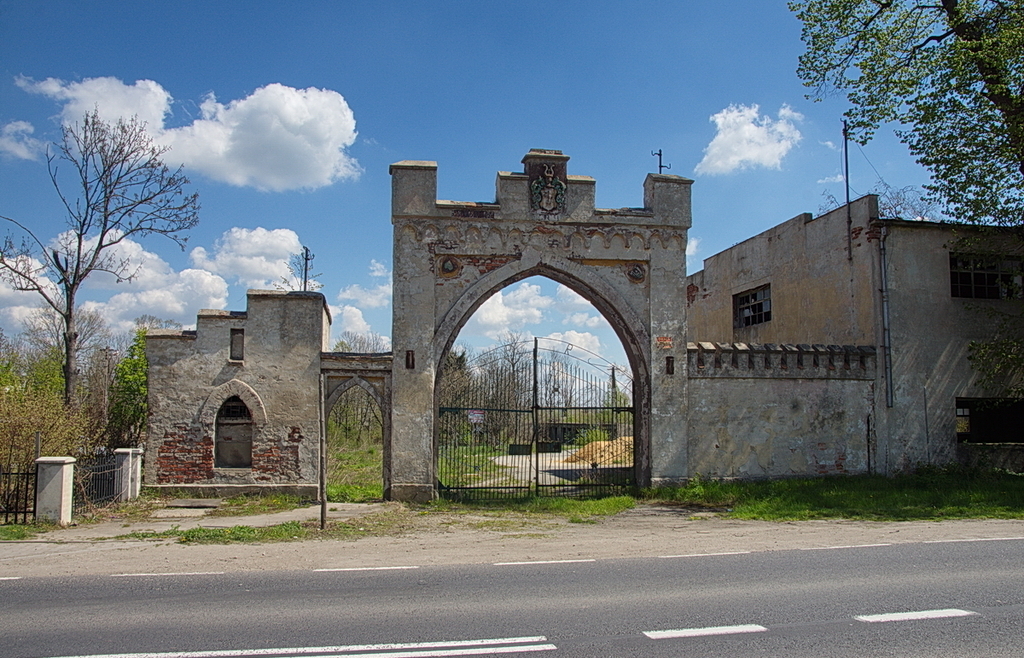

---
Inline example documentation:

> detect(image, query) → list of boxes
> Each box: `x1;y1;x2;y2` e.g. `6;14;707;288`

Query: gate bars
437;337;634;499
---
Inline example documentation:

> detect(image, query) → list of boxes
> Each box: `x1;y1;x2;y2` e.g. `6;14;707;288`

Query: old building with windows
144;150;1021;500
685;195;1023;475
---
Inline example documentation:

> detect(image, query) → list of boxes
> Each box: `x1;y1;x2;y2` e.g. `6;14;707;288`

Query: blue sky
0;1;930;363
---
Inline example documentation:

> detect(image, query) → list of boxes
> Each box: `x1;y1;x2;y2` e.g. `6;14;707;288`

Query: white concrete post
35;456;76;525
114;448;143;501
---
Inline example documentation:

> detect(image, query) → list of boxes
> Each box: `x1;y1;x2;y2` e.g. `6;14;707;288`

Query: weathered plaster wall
875;222;1005;472
145;290;329;495
683;343;876;479
685;196;880;345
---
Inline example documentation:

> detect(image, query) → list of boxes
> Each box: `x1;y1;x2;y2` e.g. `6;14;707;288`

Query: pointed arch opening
434;266;651;498
215;396;253;469
325;377;386;500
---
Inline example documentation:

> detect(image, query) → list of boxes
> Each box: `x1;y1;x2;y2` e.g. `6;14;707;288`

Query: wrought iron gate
437;338;634;499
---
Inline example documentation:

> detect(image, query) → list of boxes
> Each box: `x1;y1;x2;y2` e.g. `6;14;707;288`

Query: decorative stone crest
523;149;569;217
530;163;567;214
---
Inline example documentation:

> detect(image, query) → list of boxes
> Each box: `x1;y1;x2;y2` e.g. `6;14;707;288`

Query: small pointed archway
389;149;691;502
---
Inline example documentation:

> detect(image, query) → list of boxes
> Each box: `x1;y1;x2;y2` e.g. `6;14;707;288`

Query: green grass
206;493;307;517
326;424;385;502
424;494;635;523
0;524;43;540
327;483;383;503
643;468;1024;521
120;508;417;544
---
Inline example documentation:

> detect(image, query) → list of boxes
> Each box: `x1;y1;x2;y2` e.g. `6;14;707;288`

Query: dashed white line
110;571;225;578
314;566;420;572
644;624;768;639
493;559;596;566
40;636;555;658
855;608;978;623
0;576;22;580
658;551;751;559
801;543;891;550
924;536;1024;544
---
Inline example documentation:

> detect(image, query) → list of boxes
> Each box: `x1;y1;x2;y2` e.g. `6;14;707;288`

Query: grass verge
423;494;635;524
0;524;45;540
206;493;308;517
643;467;1024;521
120;508;416;544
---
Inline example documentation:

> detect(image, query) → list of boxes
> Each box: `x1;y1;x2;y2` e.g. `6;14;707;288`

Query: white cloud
695;104;803;175
555;284;592;309
0;121;45;160
464;282;554;339
368;259;389;278
332;304;371;334
169;84;360;191
17;76;173;129
190;227;301;288
544;330;602;355
686;236;702;271
0;235;229;336
338;260;392;309
817;173;845;184
16;76;360;191
562;312;604;329
0;281;50;334
82;268;228;334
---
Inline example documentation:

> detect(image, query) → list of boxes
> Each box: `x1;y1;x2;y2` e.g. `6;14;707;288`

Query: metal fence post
114;448;143;501
35;457;76;525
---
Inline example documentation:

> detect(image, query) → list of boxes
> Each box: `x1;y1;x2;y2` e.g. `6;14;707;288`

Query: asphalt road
3;537;1023;658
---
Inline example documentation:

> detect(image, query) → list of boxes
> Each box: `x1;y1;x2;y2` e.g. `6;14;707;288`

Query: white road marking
800;543;891;550
644;624;768;639
314;566;420;572
0;576;22;580
855;608;978;623
493;559;596;566
110;572;225;577
924;536;1024;544
41;636;554;658
658;551;751;558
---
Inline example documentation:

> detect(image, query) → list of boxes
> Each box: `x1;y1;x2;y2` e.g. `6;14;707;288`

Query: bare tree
333;330;389;353
0;110;199;404
23;306;109;358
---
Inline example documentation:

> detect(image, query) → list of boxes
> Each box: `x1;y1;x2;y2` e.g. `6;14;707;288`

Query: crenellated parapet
687;342;876;380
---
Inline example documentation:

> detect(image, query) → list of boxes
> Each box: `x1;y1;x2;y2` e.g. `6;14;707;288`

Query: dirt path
3;504;1024;579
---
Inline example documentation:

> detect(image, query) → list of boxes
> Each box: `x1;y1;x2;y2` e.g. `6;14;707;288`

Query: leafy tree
792;0;1024;226
0;110;199;405
792;0;1024;395
107;327;148;449
0;330;94;471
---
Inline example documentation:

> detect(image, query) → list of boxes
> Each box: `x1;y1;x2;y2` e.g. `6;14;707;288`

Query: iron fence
73;456;120;516
1;469;36;524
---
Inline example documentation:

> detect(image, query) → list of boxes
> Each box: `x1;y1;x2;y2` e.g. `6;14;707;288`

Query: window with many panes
949;253;1023;299
956;398;1024;443
734;285;772;328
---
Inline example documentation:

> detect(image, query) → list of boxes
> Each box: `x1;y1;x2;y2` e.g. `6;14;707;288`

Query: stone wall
680;343;877;480
145;290;329;496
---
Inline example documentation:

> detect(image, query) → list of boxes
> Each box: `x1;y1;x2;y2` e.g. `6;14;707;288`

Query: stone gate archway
388;149;691;502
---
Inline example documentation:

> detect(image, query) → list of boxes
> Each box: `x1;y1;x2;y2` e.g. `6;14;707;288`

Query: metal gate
437;338;634;499
1;469;36;524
